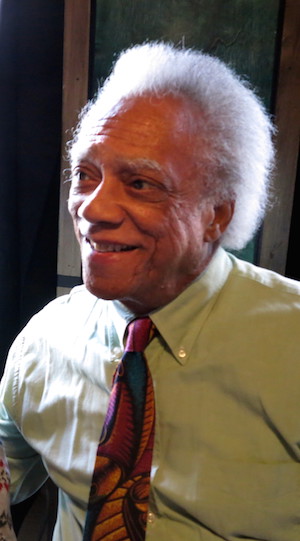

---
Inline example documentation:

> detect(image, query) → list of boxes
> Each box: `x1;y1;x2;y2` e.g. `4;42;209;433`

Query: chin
83;279;124;301
86;285;117;300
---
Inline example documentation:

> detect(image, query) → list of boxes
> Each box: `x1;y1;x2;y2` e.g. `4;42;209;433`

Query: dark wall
0;1;64;374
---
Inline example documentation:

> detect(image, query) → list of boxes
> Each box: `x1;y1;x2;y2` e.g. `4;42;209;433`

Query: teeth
89;241;134;253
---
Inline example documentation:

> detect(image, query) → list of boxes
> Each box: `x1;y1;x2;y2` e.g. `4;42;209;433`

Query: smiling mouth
88;239;137;253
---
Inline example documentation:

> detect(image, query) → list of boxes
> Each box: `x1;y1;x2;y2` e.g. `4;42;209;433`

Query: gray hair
70;41;275;250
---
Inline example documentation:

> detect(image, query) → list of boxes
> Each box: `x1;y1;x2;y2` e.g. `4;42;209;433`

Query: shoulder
22;285;103;340
33;284;99;319
227;252;300;305
217;252;300;350
1;287;108;403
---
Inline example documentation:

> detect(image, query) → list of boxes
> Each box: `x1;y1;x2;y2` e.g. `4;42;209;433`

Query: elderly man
0;42;300;541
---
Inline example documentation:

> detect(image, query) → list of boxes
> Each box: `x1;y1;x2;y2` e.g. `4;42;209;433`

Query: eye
74;170;90;182
128;176;168;202
72;161;100;183
131;179;149;190
78;171;88;181
71;165;100;195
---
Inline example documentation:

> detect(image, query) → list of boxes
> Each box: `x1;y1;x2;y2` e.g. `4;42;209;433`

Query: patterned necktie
83;317;155;541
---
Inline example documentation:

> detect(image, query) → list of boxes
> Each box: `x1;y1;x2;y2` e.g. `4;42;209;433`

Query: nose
77;178;125;226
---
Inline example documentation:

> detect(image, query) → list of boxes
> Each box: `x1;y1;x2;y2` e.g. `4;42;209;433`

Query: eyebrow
123;158;165;175
73;151;171;187
79;153;167;177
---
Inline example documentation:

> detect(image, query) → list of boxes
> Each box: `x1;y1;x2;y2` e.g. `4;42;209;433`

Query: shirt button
178;347;186;359
147;511;156;525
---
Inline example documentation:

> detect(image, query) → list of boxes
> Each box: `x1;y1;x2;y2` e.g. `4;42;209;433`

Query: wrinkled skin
68;94;233;314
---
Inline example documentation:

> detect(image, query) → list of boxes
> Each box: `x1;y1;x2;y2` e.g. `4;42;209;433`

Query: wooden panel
258;0;300;273
57;0;91;295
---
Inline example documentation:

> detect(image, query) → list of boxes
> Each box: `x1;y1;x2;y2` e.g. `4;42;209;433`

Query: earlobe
204;200;235;243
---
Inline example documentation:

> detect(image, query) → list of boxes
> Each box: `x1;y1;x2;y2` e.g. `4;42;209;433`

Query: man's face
68;95;230;313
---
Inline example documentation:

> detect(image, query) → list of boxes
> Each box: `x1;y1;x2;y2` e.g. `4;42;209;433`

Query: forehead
75;94;202;164
95;94;193;133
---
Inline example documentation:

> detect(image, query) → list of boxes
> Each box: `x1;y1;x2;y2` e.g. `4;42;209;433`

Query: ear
204;200;235;243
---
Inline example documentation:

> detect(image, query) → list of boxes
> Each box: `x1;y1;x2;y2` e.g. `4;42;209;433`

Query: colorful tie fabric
83;317;155;541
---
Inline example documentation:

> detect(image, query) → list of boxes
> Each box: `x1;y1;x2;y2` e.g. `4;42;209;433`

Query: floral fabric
0;444;16;541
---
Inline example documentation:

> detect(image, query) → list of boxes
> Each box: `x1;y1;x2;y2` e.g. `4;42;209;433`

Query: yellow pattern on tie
83;317;155;541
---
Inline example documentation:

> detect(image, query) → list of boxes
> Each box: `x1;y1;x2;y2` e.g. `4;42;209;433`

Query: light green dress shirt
0;247;300;540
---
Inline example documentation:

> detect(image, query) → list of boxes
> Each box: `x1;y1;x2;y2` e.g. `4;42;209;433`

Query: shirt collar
150;248;233;364
112;248;232;364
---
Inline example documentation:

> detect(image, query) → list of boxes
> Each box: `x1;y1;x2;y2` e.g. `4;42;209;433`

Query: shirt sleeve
0;332;49;504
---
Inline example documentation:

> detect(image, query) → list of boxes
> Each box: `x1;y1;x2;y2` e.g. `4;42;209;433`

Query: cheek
70;212;81;243
68;195;80;225
148;208;194;257
168;206;211;261
67;188;78;213
169;203;202;239
130;204;171;239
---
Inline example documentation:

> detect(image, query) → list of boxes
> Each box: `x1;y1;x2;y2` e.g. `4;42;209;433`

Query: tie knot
125;317;154;352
